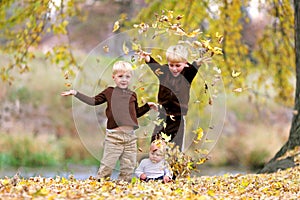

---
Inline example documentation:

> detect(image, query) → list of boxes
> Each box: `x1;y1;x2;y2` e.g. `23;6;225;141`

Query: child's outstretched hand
61;89;77;96
195;56;212;66
137;50;151;62
163;175;172;183
139;173;147;181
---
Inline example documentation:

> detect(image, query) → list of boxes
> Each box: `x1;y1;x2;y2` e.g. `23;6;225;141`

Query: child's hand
195;56;212;66
61;90;77;96
137;50;151;62
148;102;158;111
163;175;171;183
140;173;147;180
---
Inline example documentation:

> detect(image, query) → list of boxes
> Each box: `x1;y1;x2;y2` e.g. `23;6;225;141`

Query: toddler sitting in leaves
135;140;172;183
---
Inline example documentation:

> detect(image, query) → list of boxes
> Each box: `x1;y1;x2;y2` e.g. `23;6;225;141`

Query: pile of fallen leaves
1;166;299;199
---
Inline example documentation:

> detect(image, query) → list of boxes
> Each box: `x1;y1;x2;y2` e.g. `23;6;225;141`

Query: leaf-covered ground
0;166;299;199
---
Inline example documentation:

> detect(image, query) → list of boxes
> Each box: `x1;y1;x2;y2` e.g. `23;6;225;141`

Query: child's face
168;62;187;77
112;71;132;89
149;145;164;163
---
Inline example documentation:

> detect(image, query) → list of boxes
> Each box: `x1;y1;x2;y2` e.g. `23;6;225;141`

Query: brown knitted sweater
75;87;150;129
146;57;200;116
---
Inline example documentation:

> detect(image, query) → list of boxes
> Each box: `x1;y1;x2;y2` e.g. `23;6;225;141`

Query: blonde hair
166;45;188;63
112;61;133;75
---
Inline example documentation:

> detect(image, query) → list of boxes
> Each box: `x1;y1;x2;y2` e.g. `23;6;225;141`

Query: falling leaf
209;97;213;105
167;10;174;19
216;32;224;44
161;132;171;142
213;47;223;55
122;42;129;55
213;67;221;74
176;15;184;20
131;55;135;62
64;71;69;79
196;157;208;164
138;148;143;152
170;115;175;121
193;127;204;142
186;29;201;37
201;39;212;50
204;82;208;91
155;68;164;76
112;21;120;32
218;36;224;44
103;45;109;53
192;41;202;48
156;55;163;61
233;87;249;93
131;42;141;51
194;149;209;155
231;70;241;78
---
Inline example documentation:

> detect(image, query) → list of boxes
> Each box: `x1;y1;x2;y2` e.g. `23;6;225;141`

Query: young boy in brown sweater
139;45;210;151
61;61;157;182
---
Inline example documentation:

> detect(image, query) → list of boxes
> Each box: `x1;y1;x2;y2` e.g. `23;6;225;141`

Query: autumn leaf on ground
1;166;300;199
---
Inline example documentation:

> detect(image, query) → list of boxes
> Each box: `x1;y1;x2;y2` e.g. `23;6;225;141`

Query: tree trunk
259;0;300;173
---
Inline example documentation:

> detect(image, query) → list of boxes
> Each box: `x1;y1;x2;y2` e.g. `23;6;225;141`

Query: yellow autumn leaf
103;45;109;53
233;88;243;93
186;29;201;37
193;127;204;141
156;54;163;61
231;70;241;78
122;42;129;55
170;115;175;121
161;132;171;142
155;68;164;76
112;21;120;32
131;42;141;51
213;47;223;55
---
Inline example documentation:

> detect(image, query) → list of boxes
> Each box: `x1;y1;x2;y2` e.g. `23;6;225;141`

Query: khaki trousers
96;130;137;182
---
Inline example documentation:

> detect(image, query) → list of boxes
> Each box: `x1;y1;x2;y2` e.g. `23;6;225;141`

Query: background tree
0;0;85;85
259;0;300;173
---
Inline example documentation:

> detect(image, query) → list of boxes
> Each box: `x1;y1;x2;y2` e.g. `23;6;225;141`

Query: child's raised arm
61;89;77;96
